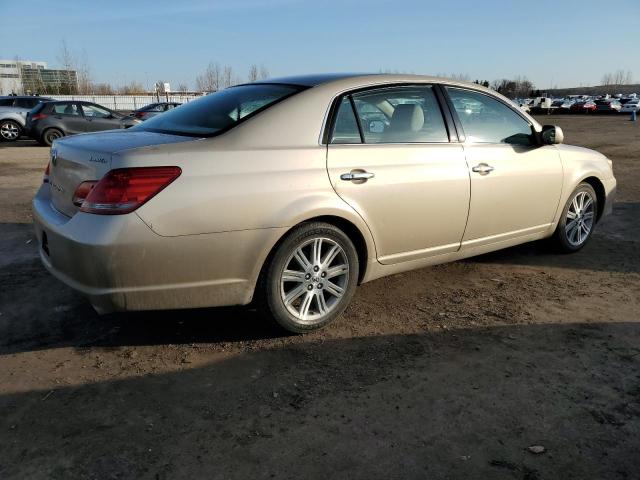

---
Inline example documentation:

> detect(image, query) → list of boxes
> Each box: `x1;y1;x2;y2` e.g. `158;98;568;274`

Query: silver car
32;74;616;333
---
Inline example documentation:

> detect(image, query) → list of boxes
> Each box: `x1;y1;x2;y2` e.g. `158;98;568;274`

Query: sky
1;0;639;90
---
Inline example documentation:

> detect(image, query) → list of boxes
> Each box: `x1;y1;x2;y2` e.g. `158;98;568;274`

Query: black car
132;102;181;121
26;101;140;146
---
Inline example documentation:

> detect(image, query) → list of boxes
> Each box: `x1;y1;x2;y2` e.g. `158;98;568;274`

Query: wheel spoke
566;218;579;233
321;245;340;268
325;264;348;279
282;269;306;283
294;248;312;271
583;212;594;220
572;196;580;213
583;196;593;211
324;281;344;298
566;210;577;220
284;284;306;305
299;291;314;319
317;291;328;315
312;238;323;266
578;192;585;210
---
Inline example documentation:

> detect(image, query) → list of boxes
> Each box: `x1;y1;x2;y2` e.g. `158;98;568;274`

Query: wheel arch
580;176;606;221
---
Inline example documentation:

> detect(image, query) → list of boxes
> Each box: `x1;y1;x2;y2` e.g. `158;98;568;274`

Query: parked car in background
569;101;597;114
621;99;640;113
0;95;53;142
595;99;622;113
132;102;181;121
32;74;616;333
551;99;574;113
26;101;140;146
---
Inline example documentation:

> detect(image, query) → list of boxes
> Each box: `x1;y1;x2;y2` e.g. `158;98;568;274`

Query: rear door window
53;103;81;116
0;99;14;107
348;85;449;144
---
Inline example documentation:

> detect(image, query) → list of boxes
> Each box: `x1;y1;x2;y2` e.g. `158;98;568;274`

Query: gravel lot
1;116;639;479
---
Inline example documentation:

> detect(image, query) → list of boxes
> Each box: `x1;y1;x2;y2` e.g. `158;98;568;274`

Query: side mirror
542;125;564;145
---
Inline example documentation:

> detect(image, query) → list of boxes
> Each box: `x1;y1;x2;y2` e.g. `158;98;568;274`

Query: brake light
43;162;50;183
31;113;48;121
79;167;181;215
72;181;98;206
134;112;145;118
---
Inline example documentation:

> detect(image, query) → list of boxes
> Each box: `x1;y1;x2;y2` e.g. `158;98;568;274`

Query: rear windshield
133;84;305;137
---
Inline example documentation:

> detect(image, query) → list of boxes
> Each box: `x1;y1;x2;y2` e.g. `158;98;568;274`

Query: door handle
472;163;494;175
340;171;375;182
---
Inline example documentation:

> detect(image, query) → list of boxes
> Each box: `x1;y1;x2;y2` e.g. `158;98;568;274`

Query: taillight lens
79;166;181;215
72;181;98;206
43;161;50;183
32;113;48;121
134;112;145;118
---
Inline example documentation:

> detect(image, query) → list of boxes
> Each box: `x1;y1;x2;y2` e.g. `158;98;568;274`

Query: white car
620;100;640;113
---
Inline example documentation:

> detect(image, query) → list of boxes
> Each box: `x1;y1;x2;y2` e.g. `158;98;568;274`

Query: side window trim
443;86;539;145
326;83;452;145
348;95;365;144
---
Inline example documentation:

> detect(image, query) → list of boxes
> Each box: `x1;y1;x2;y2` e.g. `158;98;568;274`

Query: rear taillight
78;167;181;215
31;113;48;121
72;181;98;206
43;162;50;183
134;112;145;118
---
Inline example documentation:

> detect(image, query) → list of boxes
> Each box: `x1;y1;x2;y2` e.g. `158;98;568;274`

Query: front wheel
260;222;359;333
0;120;22;142
551;183;598;252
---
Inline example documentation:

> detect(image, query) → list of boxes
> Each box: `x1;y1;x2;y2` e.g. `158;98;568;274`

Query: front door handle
472;163;494;175
340;171;375;182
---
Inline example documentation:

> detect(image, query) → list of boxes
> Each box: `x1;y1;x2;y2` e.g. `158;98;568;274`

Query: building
0;60;78;95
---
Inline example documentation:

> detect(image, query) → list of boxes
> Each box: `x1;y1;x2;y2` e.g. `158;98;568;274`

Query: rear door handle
340;171;375;182
472;163;494;175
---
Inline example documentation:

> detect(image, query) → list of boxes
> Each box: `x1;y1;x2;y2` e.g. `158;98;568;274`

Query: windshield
133;83;304;137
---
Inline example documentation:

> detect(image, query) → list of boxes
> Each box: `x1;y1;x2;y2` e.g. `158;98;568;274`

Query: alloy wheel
280;237;349;324
564;190;595;247
0;122;20;141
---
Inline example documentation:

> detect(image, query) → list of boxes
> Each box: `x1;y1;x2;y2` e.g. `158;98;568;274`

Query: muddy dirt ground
1;116;639;479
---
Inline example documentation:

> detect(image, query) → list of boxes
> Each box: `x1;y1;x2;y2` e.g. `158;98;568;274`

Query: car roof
0;95;53;100
249;73;499;94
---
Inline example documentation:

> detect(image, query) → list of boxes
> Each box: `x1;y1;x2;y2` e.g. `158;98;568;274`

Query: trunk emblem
50;148;58;166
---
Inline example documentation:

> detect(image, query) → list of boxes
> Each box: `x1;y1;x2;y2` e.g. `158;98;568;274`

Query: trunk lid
48;130;195;217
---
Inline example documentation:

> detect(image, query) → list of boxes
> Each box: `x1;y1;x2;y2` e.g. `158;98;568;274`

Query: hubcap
280;237;349;324
565;190;595;246
1;122;19;140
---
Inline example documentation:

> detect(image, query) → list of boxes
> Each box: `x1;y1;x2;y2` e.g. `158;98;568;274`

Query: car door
326;85;470;264
51;102;86;135
80;103;122;132
444;87;563;247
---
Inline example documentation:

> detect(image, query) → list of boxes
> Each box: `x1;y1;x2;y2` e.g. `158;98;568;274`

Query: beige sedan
32;74;616;332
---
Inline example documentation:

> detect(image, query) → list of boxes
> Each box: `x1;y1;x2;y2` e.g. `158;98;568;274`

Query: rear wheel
42;128;64;146
0;120;22;142
551;182;598;252
260;222;359;333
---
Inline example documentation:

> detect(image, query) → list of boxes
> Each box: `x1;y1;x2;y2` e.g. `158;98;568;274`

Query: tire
551;182;598;253
42;128;64;146
0;120;22;142
259;222;359;333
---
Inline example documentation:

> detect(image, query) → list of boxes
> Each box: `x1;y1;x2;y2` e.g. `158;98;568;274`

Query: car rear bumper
32;184;284;313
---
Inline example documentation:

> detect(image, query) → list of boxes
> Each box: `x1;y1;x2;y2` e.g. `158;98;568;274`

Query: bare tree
76;49;92;94
259;65;269;80
177;83;189;92
118;81;146;94
602;70;634;86
56;39;78;94
222;65;234;88
248;64;259;82
195;62;221;92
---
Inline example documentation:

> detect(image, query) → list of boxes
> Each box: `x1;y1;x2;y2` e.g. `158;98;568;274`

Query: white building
0;60;47;95
0;60;77;95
